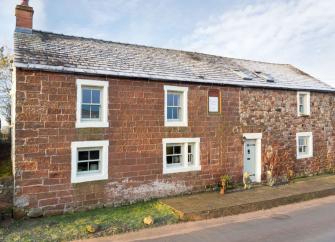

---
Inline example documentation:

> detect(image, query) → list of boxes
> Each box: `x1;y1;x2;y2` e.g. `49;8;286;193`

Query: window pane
91;105;100;119
90;150;100;160
166;146;173;155
89;161;99;171
77;162;88;172
82;89;91;103
298;136;309;155
299;95;304;103
174;145;181;154
172;155;181;164
78;151;89;161
299;105;304;113
303;137;308;145
177;107;181;120
299;137;307;146
166;156;173;164
173;94;180;106
167;107;173;120
167;94;174;106
91;90;101;104
188;154;193;164
172;107;178;119
82;105;91;119
299;94;306;114
167;155;181;165
188;144;194;164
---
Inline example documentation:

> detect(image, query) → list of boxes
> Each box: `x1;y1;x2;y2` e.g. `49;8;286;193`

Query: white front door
244;139;257;182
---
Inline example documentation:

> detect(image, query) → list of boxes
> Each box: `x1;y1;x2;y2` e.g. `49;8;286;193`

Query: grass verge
0;158;11;178
0;201;179;242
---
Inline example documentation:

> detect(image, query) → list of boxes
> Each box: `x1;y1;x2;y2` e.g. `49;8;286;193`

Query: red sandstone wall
14;70;242;215
13;69;335;215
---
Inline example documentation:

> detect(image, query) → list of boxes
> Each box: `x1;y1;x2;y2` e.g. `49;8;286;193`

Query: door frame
243;133;262;183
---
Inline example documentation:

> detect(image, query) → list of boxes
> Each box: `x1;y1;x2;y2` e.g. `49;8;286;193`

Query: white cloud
32;0;47;30
180;0;335;87
1;0;334;87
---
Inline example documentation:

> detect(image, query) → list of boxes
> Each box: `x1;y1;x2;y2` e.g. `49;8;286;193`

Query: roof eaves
14;62;335;93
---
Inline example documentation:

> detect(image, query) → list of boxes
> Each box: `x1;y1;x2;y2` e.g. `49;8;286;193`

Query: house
12;1;335;216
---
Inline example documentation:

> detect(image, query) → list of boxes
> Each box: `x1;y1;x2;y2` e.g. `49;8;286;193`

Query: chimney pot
21;0;29;6
15;0;34;33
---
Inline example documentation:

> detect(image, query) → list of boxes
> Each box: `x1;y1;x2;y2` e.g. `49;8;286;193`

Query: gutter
14;62;335;93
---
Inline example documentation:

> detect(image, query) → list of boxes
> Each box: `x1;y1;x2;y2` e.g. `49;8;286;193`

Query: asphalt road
144;199;335;242
87;196;335;242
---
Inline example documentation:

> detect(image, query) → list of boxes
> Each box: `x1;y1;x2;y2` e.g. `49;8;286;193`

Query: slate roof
14;30;335;92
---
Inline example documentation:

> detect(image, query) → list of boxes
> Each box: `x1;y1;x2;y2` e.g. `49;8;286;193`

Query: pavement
83;195;335;242
160;174;335;220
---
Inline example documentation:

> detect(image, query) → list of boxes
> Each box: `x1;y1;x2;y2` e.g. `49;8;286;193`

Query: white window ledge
163;165;201;174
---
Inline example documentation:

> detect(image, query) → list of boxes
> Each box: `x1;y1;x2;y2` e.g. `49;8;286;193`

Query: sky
0;0;335;88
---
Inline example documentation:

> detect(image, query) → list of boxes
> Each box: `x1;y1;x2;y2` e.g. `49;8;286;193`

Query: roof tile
14;30;334;92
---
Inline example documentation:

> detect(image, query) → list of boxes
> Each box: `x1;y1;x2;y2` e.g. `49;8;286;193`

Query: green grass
0;201;179;242
0;158;12;178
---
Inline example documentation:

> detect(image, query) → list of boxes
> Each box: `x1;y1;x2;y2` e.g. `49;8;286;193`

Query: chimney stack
15;0;34;33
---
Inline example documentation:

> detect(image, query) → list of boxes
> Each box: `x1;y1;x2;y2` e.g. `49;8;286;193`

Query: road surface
87;196;335;242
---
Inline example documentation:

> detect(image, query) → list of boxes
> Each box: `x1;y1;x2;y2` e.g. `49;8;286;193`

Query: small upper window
297;92;310;116
167;92;182;120
81;88;101;120
164;86;188;127
76;79;109;128
296;132;313;159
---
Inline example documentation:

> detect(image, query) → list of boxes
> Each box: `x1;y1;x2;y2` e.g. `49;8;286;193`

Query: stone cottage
12;1;335;216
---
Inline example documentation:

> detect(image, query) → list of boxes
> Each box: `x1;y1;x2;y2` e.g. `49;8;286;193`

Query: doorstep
160;175;335;221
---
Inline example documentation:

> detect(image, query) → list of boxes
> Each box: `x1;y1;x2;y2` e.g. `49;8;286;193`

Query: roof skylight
254;71;275;82
234;69;253;80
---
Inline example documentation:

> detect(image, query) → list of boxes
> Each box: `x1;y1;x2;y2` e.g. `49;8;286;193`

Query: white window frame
164;85;188;127
296;132;313;159
162;138;200;174
297;91;310;116
71;140;109;183
76;79;109;128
